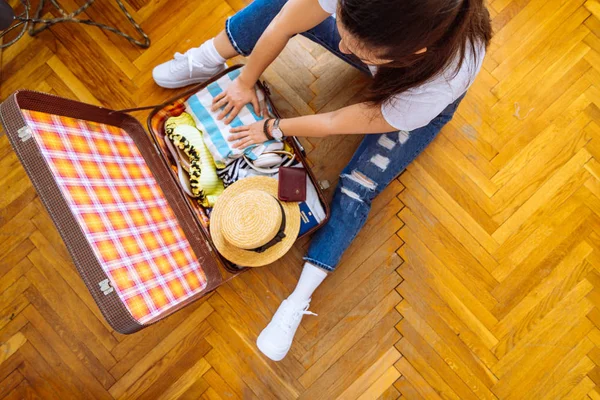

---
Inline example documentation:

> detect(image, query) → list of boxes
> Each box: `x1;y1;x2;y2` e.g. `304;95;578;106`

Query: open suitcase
0;65;330;334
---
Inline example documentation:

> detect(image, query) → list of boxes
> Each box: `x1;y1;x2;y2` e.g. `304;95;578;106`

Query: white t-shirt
317;0;485;131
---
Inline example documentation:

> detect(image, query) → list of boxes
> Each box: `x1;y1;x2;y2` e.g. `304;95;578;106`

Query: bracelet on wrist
263;119;274;140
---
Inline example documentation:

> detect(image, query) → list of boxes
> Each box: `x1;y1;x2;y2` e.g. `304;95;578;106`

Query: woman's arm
279;102;397;137
213;0;330;124
228;102;398;149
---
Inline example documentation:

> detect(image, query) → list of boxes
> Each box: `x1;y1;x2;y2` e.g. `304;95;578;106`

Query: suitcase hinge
99;279;114;295
18;126;33;142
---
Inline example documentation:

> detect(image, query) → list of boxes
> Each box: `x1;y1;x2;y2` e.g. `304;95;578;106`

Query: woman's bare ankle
213;30;239;60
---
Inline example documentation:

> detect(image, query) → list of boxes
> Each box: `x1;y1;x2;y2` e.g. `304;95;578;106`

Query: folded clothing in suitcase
147;66;328;238
0;65;329;333
183;67;276;165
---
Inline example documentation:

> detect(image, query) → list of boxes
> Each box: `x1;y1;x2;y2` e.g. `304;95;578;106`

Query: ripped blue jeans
304;98;464;271
225;0;465;272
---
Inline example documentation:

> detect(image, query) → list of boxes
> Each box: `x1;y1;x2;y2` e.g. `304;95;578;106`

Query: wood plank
25;252;117;370
0;1;599;398
17;342;67;399
396;301;498;400
336;347;401;400
108;301;214;398
298;310;401;399
492;284;594;378
299;291;401;387
493;241;593;344
0;332;26;364
23;285;116;389
154;358;211;400
125;328;212;400
2;379;43;400
0;370;24;398
394;357;443;400
202;368;241;400
22;305;113;399
20;323;105;400
204;349;258;399
299;236;403;357
396;279;498;387
492;207;593;316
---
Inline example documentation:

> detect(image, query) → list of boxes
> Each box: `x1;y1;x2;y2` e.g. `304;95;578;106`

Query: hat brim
210;176;300;267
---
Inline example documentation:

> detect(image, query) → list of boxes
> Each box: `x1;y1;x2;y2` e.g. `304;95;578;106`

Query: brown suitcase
0;65;329;334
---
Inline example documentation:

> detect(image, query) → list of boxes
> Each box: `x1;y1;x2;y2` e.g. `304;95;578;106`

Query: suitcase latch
18;126;33;142
99;279;114;295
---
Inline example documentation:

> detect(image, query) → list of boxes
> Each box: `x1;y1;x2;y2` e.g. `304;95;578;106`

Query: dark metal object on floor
0;0;150;49
0;0;15;30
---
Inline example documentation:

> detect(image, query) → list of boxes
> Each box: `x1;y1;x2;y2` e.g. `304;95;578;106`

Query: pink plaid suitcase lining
22;110;208;324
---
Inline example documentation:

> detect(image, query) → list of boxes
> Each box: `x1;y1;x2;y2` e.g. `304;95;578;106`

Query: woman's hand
211;78;261;125
228;120;270;149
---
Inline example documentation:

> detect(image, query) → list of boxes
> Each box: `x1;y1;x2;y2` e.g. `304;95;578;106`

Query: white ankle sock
288;262;328;305
194;38;226;68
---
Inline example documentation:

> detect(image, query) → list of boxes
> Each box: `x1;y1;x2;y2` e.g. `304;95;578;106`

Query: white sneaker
152;47;226;89
257;298;317;361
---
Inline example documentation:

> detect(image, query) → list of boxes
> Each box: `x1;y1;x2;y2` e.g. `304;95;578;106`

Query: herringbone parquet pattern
1;0;599;398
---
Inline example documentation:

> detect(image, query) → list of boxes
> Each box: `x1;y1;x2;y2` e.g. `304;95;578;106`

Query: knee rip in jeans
341;187;363;202
370;154;390;171
342;170;377;190
398;130;410;144
340;170;377;202
377;134;396;150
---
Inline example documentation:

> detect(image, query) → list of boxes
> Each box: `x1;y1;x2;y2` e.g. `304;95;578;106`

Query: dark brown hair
338;0;493;104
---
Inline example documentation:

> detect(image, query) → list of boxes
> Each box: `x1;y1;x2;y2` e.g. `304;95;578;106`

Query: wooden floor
1;0;600;398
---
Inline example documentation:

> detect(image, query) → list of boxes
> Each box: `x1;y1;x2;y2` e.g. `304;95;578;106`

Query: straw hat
210;176;300;267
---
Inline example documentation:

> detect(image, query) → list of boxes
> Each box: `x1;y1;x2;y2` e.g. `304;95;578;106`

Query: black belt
251;198;287;253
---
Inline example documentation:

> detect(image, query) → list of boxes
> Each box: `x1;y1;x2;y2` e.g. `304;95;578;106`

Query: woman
153;0;492;361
